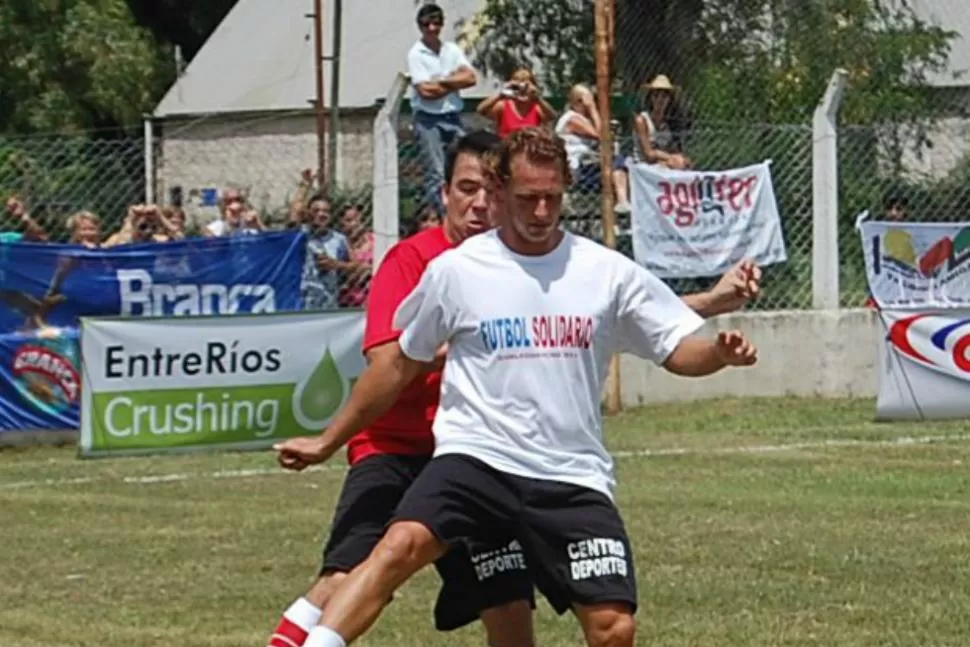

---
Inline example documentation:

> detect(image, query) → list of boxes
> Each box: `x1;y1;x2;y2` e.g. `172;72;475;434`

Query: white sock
304;625;347;647
285;597;323;631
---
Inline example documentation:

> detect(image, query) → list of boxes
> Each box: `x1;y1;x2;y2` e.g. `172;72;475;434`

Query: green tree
0;0;177;134
461;0;958;125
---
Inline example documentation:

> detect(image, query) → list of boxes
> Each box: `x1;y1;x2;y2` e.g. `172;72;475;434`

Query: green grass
2;397;970;647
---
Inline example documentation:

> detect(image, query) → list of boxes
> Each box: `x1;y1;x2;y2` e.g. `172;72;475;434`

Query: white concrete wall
892;116;970;181
156;112;374;228
617;308;880;406
3;309;882;446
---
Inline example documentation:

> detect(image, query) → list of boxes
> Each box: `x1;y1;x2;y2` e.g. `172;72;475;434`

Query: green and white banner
79;311;366;457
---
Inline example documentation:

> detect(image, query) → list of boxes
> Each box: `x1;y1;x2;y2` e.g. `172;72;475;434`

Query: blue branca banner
0;231;306;332
0;232;306;433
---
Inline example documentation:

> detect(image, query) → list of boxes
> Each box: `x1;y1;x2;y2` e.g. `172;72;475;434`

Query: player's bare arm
663;330;758;377
275;342;425;470
366;341;447;373
681;259;762;318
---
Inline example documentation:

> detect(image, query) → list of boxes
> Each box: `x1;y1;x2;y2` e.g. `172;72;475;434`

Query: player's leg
518;481;638;647
479;601;536;647
573;602;636;647
304;455;519;647
433;539;536;646
266;455;424;647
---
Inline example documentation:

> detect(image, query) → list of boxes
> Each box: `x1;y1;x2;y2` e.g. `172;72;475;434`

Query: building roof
154;0;500;118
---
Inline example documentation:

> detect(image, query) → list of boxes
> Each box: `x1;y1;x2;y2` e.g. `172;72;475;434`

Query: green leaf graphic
954;227;970;255
296;349;346;423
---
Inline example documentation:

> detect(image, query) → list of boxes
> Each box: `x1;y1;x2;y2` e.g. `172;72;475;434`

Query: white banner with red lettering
876;309;970;420
629;161;788;278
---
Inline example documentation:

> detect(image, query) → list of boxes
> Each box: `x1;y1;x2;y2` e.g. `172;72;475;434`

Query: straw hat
642;74;675;92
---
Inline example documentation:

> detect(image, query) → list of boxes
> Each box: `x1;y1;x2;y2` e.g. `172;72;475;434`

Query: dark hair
337;202;366;219
443;130;502;186
410;204;440;236
885;192;908;210
307;192;329;206
417;3;443;24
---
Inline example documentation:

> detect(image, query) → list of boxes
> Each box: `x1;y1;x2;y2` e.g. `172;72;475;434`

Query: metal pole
143;117;155;204
313;0;328;190
327;0;342;189
595;0;622;415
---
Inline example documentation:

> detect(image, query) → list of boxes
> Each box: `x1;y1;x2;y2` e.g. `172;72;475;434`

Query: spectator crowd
0;171;378;312
6;2;894;315
403;2;694;222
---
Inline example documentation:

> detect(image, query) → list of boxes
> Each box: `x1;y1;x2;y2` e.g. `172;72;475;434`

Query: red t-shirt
498;100;543;139
346;226;454;465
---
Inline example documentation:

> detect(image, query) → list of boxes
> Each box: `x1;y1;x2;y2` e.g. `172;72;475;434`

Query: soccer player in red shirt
268;130;762;647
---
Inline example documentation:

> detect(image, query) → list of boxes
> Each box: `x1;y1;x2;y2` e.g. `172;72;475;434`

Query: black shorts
432;537;534;631
393;454;638;616
320;453;535;627
320;453;429;574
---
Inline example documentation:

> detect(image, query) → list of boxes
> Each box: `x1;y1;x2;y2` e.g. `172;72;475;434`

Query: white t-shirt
407;39;472;115
395;230;704;500
555;110;597;171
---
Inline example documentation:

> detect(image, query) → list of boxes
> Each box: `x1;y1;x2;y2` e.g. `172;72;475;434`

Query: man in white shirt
407;3;477;215
276;127;759;647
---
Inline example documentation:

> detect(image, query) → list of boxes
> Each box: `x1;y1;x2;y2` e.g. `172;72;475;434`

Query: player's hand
715;331;758;367
274;436;331;471
707;259;761;314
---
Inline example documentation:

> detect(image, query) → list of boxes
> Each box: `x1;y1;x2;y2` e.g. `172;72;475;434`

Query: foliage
0;134;143;240
0;1;175;135
462;0;959;126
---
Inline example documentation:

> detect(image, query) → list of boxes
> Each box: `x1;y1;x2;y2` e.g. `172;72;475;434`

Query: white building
151;0;499;222
892;0;970;179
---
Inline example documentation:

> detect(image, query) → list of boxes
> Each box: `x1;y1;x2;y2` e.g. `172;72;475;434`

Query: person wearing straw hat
633;74;692;170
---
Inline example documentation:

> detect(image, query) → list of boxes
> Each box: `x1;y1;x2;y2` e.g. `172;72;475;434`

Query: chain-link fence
5;0;968;315
397;115;813;309
442;0;969;310
838;119;970;307
0;114;378;311
0;132;144;242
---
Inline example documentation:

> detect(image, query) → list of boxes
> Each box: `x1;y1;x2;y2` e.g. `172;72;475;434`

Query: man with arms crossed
269;129;762;647
274;127;759;647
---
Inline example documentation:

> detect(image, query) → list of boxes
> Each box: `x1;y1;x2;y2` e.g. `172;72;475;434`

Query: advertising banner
0;328;80;432
859;219;970;309
0;231;306;333
629;161;787;278
79;311;366;457
876;309;970;420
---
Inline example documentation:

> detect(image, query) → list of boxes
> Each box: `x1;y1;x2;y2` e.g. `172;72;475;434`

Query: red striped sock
268;598;322;647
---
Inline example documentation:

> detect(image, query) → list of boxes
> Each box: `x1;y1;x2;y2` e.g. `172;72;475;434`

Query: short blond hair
496;127;572;185
66;210;100;230
568;84;592;105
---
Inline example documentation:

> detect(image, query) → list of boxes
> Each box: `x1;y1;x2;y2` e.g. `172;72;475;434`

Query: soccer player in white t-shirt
277;127;759;647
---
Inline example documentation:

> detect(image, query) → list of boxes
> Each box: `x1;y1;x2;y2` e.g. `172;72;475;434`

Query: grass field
2;397;970;647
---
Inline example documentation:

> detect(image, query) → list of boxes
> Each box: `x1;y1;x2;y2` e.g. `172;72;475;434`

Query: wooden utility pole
327;0;342;190
594;0;622;415
312;0;328;191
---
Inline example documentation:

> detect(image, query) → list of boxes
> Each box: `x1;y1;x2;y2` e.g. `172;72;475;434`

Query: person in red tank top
477;67;556;138
270;128;766;647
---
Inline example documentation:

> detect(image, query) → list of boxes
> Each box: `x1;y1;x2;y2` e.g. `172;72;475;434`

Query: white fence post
372;73;408;268
143;117;155;204
811;69;849;309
